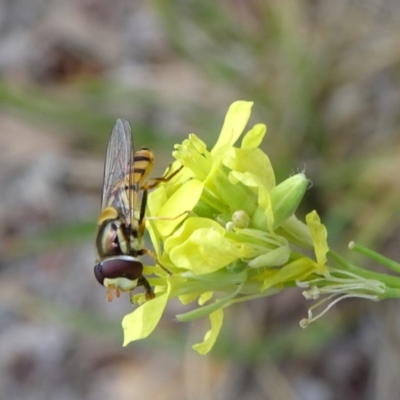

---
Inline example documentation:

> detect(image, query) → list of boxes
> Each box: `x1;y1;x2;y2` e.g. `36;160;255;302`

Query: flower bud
270;173;308;229
232;210;250;229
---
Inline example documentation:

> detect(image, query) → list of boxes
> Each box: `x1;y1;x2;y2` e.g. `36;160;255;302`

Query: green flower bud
232;210;250;229
270;173;308;229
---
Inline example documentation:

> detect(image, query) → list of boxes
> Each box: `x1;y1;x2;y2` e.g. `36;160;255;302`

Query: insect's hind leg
137;181;149;237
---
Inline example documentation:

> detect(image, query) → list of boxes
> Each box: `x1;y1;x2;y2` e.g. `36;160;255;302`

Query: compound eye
93;257;143;285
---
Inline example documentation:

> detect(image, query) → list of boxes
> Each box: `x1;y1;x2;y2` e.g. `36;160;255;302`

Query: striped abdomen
131;147;154;189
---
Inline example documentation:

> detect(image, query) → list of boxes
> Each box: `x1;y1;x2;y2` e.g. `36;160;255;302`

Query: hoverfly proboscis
94;119;182;302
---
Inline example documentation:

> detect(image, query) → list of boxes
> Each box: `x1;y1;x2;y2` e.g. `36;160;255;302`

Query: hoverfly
94;119;181;302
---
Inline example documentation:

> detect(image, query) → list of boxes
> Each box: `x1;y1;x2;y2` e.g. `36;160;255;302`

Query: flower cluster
121;101;389;354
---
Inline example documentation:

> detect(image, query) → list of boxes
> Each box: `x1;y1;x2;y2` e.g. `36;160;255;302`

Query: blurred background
1;0;400;399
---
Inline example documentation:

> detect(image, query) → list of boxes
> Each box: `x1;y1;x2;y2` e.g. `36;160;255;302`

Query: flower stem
175;281;245;322
329;249;400;289
380;287;400;299
349;241;400;274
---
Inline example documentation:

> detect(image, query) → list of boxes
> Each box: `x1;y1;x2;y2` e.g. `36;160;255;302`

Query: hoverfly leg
139;248;172;276
138;181;149;237
138;276;155;300
137;179;191;234
146;209;194;222
144;165;183;189
136;180;173;277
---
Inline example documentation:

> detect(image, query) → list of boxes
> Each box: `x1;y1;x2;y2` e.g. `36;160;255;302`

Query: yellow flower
122;101;333;354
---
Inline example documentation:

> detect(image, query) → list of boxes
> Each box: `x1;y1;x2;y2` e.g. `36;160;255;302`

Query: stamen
300;292;379;328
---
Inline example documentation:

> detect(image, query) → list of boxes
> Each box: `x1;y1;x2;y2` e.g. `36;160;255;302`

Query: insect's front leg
136;181;172;276
137;178;190;236
135;276;155;300
142;164;183;190
138;181;149;238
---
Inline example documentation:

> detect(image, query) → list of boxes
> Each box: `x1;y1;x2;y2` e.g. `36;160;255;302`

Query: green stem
349;241;400;274
225;287;279;305
380;287;400;299
176;281;245;322
329;250;400;288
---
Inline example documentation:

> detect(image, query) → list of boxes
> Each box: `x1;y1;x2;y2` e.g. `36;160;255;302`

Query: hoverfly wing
101;119;134;225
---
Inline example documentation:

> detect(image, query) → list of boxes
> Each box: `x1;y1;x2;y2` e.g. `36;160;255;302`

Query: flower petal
260;258;317;291
192;309;224;355
248;246;290;268
169;225;241;274
147;184;168;217
199;291;213;305
241;124;267;149
122;283;170;345
173;135;212;181
164;217;221;253
225;147;275;191
306;210;329;267
211;101;253;155
155;179;204;237
179;293;198;305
